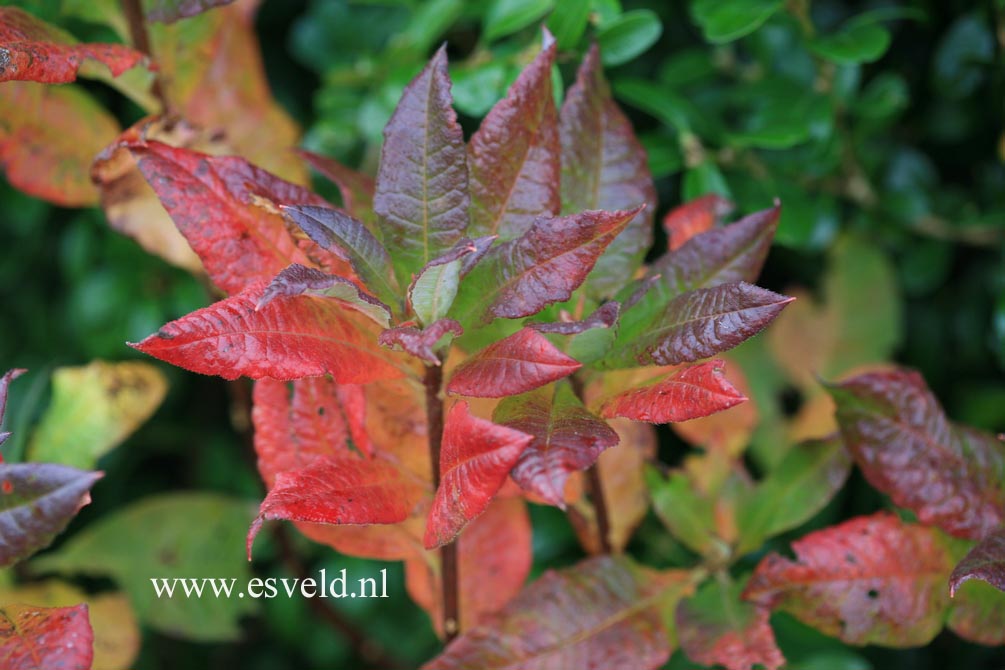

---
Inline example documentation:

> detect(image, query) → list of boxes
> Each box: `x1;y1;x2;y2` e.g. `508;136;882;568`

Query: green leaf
483;0;556;42
948;578;1005;646
683;162;730;201
646;466;717;556
546;0;590;50
27;361;167;469
614;79;693;133
596;9;662;67
853;73;909;120
810;8;926;65
737;438;852;555
933;13;994;99
690;0;783;44
32;493;258;641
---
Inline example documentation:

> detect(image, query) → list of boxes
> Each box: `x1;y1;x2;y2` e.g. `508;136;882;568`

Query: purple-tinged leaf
146;0;237;24
0;603;93;670
468;31;559;239
257;264;392;327
677;578;784;670
0;7;146;83
827;368;1005;540
380;320;464;366
128;141;333;295
663;194;734;251
603;282;793;368
280;204;399;309
447;328;582;398
296;149;376;226
0;369;25;449
131;282;408;383
744;512;952;646
616;205;781;353
409;240;478;326
374;46;468;286
459;235;497;277
494;383;619;508
424;401;532;548
530;302;620;335
600;359;746;423
248;457;425;558
423;556;692;670
560;44;656;298
453;207;643;325
950;527;1005;596
0;463;102;567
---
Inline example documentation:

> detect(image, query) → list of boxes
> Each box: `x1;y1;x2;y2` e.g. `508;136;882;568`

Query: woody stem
424;361;460;642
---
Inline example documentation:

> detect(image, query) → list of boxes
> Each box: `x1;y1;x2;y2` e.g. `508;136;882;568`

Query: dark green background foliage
1;0;1003;668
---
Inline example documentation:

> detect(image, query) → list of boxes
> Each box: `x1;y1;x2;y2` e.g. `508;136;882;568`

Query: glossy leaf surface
828;368;1005;539
131;283;405;383
0;603;92;670
446;328;581;398
424;401;532;548
494;383;619;507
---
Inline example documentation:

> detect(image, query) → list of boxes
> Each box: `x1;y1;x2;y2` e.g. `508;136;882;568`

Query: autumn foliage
1;2;1004;669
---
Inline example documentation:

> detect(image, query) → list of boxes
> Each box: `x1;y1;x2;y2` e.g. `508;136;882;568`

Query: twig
424;362;460;641
120;0;171;113
272;525;407;670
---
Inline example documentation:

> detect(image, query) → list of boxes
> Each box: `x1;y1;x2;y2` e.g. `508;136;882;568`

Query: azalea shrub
0;2;1003;670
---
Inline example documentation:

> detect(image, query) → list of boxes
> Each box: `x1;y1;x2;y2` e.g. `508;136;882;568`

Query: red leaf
423;556;691;670
0;603;93;670
446;328;581;398
380;320;464;366
676;578;784;670
663;194;734;251
128;141;337;294
468;31;559;239
0;7;145;83
494;383;619;508
296;149;376;226
606;282;794;367
374;45;468;286
248;457;425;558
424;401;532;548
130;282;406;383
0;368;26;449
827;368;1005;540
454;207;643;324
0;82;119;206
252;377;370;488
949;527;1005;596
407;497;532;634
600;360;747;423
0;464;102;567
744;512;952;646
560;44;657;297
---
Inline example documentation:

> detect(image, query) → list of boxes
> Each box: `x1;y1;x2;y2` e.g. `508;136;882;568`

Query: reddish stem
424;362;460;641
